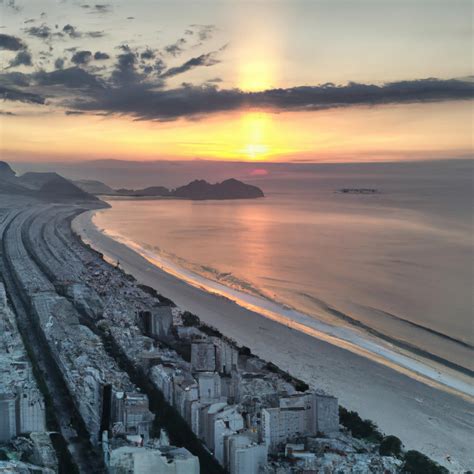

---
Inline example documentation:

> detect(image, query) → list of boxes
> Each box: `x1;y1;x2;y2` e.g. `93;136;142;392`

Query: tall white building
199;403;244;465
0;394;16;442
17;387;47;434
262;392;339;452
138;306;173;339
280;393;339;435
0;283;47;442
108;444;199;474
191;343;216;372
213;338;239;375
197;372;221;401
313;394;339;434
110;391;154;441
261;407;308;452
226;433;268;474
151;365;176;404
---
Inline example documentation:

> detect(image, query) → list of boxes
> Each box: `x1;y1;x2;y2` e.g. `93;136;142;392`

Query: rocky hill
115;185;170;197
0;161;99;202
83;177;265;200
0;161;16;180
73;179;116;195
172;178;264;200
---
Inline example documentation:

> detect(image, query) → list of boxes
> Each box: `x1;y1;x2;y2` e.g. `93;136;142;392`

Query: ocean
91;159;473;375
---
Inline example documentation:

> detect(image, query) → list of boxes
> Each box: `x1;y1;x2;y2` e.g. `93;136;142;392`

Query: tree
379;435;402;457
338;407;383;441
402;450;449;474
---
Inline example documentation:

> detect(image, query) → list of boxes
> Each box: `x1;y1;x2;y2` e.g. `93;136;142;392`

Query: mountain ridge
76;177;265;200
0;161;99;202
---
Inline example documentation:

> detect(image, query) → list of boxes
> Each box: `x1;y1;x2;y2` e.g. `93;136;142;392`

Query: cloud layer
67;77;474;121
1;12;472;121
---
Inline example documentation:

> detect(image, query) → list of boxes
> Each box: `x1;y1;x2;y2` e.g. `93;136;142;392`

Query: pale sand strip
73;211;474;471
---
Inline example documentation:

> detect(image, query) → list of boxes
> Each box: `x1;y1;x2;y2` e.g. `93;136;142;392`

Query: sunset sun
239;112;272;160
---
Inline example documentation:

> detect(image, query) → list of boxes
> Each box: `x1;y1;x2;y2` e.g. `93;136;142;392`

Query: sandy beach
73;210;474;471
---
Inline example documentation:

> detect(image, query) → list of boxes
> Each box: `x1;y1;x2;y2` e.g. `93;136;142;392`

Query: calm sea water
93;160;473;372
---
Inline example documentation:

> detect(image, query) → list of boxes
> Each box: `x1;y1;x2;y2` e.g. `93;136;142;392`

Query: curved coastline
74;209;473;401
72;207;474;470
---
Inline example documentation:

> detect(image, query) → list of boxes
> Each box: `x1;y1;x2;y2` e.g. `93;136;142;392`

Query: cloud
63;23;105;39
0;33;25;50
164;38;186;56
1;0;21;13
140;48;155;60
87;31;105;38
24;23;51;39
2;45;472;123
153;58;166;75
9;50;32;67
140;57;166;76
94;51;110;60
34;67;105;89
0;85;44;104
94;4;111;13
0;71;31;87
190;24;216;42
65;110;85;115
54;57;65;69
160;52;220;79
39;49;53;58
62;24;79;38
69;78;474;121
81;3;112;14
110;51;141;85
71;50;92;65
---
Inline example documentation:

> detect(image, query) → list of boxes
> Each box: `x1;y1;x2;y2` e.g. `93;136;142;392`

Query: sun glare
239;61;274;92
239;112;272;160
243;143;269;159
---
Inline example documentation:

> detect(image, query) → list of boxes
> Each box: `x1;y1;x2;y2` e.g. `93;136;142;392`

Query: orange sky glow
0;0;472;163
2;101;472;163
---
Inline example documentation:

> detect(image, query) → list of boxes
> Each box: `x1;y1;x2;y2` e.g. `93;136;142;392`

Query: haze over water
93;160;473;374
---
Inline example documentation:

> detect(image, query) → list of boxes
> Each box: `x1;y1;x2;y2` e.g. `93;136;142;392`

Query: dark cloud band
1;55;472;120
160;52;220;79
0;85;44;104
71;78;474;121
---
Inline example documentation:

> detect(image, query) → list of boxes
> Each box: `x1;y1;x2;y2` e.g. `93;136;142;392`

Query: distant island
77;177;265;200
0;161;264;202
337;188;380;194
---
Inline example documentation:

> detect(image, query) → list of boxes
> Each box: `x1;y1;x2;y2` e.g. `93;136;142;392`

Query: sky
0;0;472;163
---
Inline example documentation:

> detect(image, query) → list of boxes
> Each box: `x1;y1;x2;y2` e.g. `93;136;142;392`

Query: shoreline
72;208;474;470
77;209;473;400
